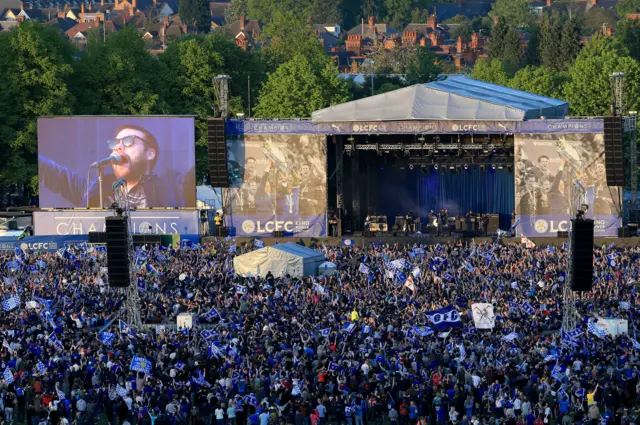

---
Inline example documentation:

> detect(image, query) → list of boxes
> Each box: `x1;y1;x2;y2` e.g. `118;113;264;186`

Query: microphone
91;154;124;168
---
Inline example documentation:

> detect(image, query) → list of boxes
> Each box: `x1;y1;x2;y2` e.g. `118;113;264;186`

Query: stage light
418;135;425;142
498;164;504;169
449;164;455;170
492;164;496;170
434;164;439;170
464;164;468;170
409;164;414;170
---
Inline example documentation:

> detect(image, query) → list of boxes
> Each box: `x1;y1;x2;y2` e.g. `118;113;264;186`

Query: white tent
312;76;568;122
234;242;325;278
318;261;337;276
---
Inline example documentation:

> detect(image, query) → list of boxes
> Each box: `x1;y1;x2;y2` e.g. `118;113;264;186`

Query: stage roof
312;76;569;122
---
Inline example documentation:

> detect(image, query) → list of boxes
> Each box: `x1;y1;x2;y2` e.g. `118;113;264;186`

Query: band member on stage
328;212;339;236
405;210;413;234
479;214;489;236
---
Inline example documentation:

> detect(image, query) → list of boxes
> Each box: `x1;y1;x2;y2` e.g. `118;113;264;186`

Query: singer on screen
38;125;194;208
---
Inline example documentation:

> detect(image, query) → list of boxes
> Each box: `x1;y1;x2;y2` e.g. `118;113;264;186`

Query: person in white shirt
361;361;370;376
215;404;226;425
227;401;237;425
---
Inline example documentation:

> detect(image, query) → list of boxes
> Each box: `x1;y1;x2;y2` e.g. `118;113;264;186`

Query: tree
523;24;540;66
254;54;348;118
617;0;640;18
615;18;640;62
247;0;311;24
375;82;402;94
384;0;414;30
309;0;341;24
509;65;569;99
448;18;473;40
0;22;75;202
71;25;168;115
471;58;510;86
225;0;248;23
488;17;508;61
178;0;210;33
563;39;640;116
489;0;535;28
501;27;523;73
539;15;562;71
583;7;616;34
260;11;330;71
559;16;582;69
405;47;442;84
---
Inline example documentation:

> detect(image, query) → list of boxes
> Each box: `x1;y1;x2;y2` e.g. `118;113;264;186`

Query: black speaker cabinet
105;216;131;287
570;218;594;292
273;231;285;238
557;231;569;238
487;214;499;234
618;227;630;238
88;231;107;244
603;116;624;187
208;118;229;188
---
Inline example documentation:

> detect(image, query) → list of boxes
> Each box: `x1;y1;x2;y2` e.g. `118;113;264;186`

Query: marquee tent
312;75;568;122
234;242;325;278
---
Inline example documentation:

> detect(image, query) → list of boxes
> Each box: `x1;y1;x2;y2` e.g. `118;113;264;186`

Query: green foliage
260;11;329;71
71;25;168;115
509;65;568;99
617;0;640;18
247;0;310;24
488;17;508;61
470;58;509;86
539;15;562;70
449;19;473;40
559;16;582;69
405;47;442;85
178;0;210;33
489;0;535;28
375;82;402;94
524;25;540;66
583;7;616;34
225;0;248;23
0;22;74;193
615;18;640;62
563;38;640;116
254;54;348;118
309;0;342;24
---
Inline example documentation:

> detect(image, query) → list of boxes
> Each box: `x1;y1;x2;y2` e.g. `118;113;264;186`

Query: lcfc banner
515;133;619;237
226;134;327;237
33;210;200;236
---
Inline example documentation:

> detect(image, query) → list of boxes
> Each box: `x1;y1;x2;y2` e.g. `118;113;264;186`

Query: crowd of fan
0;238;639;425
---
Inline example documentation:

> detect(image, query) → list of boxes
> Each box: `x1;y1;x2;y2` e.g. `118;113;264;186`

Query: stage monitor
226;134;327;237
38;116;196;209
514;132;618;237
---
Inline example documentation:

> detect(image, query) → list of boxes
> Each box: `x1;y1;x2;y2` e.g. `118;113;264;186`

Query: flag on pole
404;276;416;293
342;239;355;247
520;235;536;248
36;361;47;375
254;239;265;248
56;387;65;400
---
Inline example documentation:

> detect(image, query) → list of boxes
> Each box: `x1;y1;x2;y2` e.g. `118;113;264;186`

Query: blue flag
130;356;152;374
342;238;355;247
425;306;462;331
254;239;265;248
522;302;535;315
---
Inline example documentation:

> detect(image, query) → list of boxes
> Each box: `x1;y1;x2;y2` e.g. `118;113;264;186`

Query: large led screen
515;132;619;237
38;116;196;208
226;134;327;236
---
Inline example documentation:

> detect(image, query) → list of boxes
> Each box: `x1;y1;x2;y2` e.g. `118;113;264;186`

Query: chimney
132;0;135;8
546;0;551;6
240;15;245;30
163;14;168;25
368;16;374;27
20;1;23;10
591;0;596;4
493;16;499;25
456;35;463;52
88;2;92;10
114;0;118;9
80;2;84;14
606;27;612;36
471;32;478;49
427;13;436;30
100;0;103;6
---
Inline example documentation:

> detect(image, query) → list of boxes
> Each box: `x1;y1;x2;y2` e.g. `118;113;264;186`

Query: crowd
0;238;639;425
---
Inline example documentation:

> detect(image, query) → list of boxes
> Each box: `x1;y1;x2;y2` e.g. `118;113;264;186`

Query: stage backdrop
226;134;327;236
38;116;196;209
514;133;619;237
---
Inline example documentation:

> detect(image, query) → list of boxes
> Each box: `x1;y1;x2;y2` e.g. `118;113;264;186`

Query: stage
202;235;638;248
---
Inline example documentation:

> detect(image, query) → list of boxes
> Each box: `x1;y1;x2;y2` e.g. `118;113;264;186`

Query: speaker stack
208;118;229;188
105;216;131;287
569;218;594;292
603;116;624;187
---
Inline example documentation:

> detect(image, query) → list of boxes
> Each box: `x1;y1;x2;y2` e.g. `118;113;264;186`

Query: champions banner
33;210;200;236
226;134;327;237
514;133;619;237
226;119;603;135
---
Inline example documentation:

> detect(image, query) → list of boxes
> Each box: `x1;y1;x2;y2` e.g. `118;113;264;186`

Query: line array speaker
603;116;624;187
570;218;594;292
88;231;106;244
208;118;229;188
132;234;162;246
105;216;131;287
